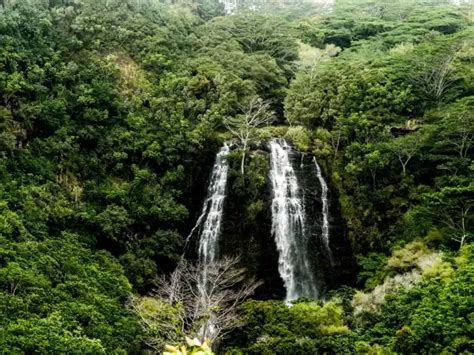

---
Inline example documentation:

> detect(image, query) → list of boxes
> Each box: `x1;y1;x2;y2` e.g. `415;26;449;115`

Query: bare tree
444;111;473;159
225;96;274;174
409;48;461;105
144;256;261;349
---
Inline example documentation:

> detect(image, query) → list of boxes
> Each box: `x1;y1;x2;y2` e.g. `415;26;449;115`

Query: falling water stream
313;157;332;260
191;143;230;280
188;140;332;308
269;138;319;302
186;143;230;340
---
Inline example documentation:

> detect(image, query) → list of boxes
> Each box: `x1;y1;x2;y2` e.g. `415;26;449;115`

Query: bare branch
136;256;262;350
224;96;275;174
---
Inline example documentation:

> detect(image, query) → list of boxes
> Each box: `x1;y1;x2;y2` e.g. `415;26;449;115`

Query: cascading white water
186;143;230;277
313;157;332;259
186;143;230;340
197;143;230;267
269;138;318;302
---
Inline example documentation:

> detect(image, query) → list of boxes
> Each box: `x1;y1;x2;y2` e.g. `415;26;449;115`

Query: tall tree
224;96;274;174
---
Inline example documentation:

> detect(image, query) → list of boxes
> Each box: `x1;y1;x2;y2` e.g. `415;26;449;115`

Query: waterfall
269;138;319;302
313;157;332;260
186;143;230;341
198;143;230;267
186;143;230;277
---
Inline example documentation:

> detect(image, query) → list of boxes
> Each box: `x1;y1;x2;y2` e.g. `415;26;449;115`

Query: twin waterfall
192;139;332;302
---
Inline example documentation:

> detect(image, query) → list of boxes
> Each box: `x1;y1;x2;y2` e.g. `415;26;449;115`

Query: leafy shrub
284;126;312;151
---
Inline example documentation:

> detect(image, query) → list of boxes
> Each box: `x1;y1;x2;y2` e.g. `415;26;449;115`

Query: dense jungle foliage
0;0;472;353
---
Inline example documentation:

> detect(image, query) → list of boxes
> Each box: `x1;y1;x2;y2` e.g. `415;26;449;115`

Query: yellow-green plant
163;337;214;355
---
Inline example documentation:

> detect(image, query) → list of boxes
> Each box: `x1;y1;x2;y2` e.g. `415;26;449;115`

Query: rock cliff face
220;149;283;299
187;141;355;300
294;150;355;293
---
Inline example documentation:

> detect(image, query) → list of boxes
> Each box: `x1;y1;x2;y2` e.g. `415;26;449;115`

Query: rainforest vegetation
0;0;472;353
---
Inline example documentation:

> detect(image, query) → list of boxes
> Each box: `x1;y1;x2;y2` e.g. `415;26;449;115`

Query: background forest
0;0;472;353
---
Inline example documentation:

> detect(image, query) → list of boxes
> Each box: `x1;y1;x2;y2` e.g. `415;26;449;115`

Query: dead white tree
409;49;460;105
149;256;262;349
224;97;274;174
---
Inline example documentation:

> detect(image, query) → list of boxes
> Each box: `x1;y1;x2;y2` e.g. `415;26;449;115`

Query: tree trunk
241;140;247;175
